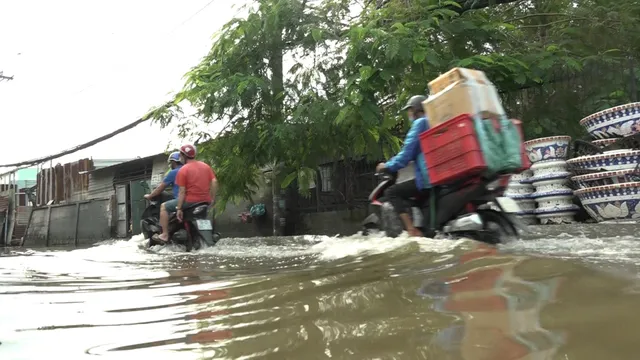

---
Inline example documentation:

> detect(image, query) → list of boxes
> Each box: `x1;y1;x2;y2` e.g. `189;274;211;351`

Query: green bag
472;115;523;176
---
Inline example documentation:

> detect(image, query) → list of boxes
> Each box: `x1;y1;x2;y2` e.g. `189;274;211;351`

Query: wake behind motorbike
361;166;528;244
141;193;221;251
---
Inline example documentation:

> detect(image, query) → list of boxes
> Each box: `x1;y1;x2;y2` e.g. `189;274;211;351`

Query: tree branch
375;0;521;13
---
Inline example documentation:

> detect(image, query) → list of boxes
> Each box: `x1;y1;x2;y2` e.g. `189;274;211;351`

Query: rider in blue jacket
376;95;431;237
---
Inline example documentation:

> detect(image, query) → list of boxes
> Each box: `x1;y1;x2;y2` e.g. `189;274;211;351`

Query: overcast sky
0;0;243;176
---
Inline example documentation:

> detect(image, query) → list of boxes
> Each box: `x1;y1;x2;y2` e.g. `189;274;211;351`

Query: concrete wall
214;177;274;238
300;208;368;236
23;197;113;247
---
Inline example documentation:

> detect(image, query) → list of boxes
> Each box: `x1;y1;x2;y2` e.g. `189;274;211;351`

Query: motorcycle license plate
195;219;213;230
495;197;521;213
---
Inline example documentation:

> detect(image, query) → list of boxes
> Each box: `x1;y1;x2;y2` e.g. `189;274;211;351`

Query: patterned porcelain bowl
579;102;640;139
566;150;640;174
505;182;535;196
510;170;533;182
592;138;619;148
533;193;575;211
571;169;640;190
530;160;569;178
531;178;571;193
524;136;571;163
515;198;537;212
574;182;640;222
521;171;572;184
535;208;578;225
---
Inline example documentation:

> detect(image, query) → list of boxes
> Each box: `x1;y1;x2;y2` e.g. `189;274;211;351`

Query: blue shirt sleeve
385;118;427;172
163;169;178;187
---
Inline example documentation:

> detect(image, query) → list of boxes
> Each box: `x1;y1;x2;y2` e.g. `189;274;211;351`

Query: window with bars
318;165;333;192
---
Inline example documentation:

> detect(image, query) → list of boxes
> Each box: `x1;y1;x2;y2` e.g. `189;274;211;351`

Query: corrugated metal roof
91;153;167;173
93;159;137;169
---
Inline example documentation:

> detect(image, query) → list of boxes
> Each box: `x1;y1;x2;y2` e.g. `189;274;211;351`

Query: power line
0;103;171;168
0;71;14;82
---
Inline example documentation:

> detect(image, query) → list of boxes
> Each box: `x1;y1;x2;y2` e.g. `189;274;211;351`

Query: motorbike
140;193;221;251
361;165;528;244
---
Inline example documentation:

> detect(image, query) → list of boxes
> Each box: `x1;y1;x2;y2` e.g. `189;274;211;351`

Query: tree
151;0;401;211
151;0;640;211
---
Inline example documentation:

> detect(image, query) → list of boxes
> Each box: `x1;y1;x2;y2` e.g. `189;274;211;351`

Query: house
23;152;171;247
0;167;38;245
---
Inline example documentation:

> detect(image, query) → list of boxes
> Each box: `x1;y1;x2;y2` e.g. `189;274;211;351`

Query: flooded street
2;233;640;359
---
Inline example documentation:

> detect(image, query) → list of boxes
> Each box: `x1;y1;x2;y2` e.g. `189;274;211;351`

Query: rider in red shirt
153;143;218;243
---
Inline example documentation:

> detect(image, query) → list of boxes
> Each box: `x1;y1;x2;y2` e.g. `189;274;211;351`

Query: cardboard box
423;67;506;128
428;67;490;94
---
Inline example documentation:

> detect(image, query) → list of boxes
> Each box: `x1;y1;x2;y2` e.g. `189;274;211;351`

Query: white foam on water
83;231;469;263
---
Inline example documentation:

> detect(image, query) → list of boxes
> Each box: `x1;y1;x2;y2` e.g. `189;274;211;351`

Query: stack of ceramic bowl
505;170;537;225
523;136;580;224
568;103;640;221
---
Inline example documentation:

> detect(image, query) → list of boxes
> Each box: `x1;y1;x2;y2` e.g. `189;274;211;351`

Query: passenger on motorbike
375;95;431;237
153;144;218;243
144;151;183;202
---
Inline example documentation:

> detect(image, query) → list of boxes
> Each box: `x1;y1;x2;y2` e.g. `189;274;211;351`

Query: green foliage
150;0;640;210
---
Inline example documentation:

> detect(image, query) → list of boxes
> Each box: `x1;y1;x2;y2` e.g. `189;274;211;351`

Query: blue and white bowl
523;136;571;163
580;102;640;139
571;169;640;190
521;171;572;184
566;150;640;174
574;182;640;222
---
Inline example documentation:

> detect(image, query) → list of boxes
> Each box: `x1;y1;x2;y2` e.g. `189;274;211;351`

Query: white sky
0;0;245;176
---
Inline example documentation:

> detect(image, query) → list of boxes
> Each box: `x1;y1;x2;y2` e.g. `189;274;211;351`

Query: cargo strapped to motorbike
420;113;528;233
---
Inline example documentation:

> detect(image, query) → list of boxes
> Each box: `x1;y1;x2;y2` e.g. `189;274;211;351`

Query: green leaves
147;0;640;212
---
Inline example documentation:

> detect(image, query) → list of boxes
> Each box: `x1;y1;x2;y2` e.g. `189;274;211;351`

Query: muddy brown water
2;232;640;359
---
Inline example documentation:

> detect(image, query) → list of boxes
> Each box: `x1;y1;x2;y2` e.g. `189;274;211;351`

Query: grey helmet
401;95;428;113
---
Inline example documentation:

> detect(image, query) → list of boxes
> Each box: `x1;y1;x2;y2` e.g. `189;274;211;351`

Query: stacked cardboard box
422;68;506;128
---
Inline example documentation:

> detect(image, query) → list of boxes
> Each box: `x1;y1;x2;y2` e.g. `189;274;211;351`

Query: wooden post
63;164;67;202
74;202;80;246
45;206;52;247
48;160;53;204
20;205;34;247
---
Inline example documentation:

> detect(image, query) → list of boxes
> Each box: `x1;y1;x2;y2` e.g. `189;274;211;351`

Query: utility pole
0;71;14;82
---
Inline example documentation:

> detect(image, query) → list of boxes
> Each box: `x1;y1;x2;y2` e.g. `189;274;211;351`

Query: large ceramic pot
579;102;640;139
523;136;571;163
522;171;572;185
531;178;571;193
529;160;569;178
510;170;533;182
505;182;535;196
571;169;640;190
574;182;640;222
535;207;579;225
566;150;640;174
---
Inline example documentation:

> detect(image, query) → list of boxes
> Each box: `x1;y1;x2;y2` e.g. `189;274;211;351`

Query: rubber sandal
152;234;169;244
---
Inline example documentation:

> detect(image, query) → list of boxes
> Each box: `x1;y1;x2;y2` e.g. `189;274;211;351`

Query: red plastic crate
419;114;487;185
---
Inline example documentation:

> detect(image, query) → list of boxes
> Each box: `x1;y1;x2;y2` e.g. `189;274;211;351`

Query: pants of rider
386;180;426;216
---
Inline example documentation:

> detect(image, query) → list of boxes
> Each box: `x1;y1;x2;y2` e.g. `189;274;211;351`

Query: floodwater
3;232;640;359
